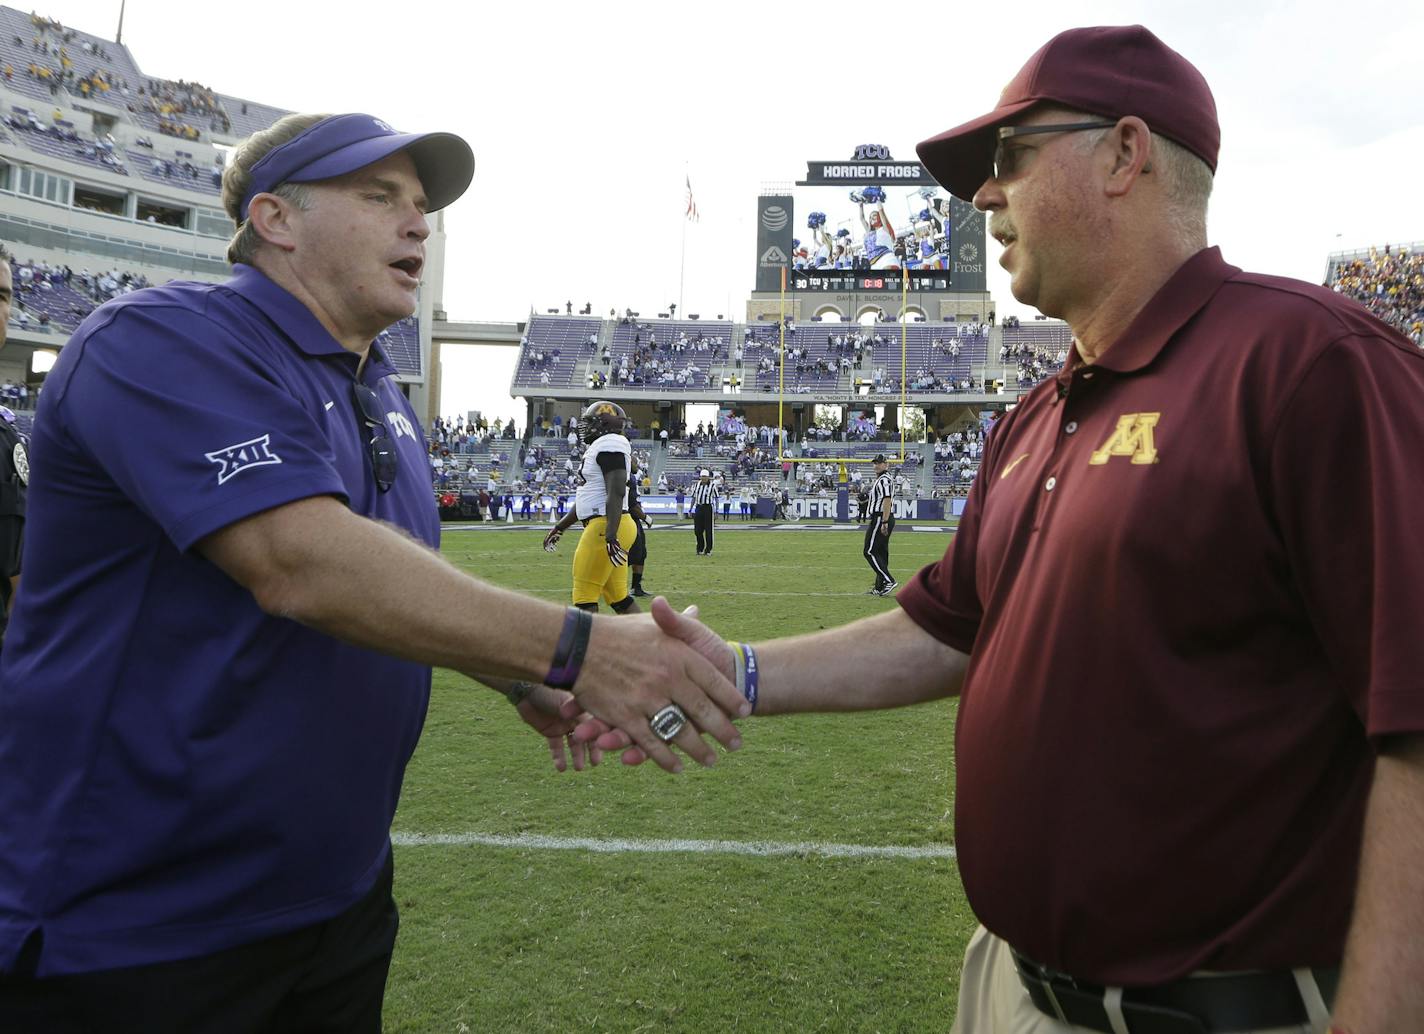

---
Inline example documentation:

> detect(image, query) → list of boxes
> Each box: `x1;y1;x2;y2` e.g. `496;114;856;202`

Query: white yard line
392;831;955;861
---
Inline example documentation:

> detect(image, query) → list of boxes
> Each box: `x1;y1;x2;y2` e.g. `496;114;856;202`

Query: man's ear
247;193;300;253
1104;116;1153;199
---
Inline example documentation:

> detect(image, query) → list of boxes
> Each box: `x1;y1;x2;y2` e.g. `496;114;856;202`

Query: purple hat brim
286;130;474;214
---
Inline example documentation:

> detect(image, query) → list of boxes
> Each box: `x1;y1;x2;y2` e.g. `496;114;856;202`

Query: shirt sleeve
54;303;349;551
896;480;983;654
1269;333;1424;740
896;413;1018;653
595;450;626;476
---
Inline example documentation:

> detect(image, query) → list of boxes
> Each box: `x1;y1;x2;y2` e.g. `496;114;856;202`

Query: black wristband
504;680;536;706
544;607;593;689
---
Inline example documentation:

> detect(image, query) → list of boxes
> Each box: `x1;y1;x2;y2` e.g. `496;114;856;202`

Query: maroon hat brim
915;96;1042;203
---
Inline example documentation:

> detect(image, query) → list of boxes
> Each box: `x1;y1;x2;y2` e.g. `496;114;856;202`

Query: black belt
1012;948;1337;1034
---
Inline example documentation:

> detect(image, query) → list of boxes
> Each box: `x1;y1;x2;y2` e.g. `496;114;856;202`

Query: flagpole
674;165;686;317
115;0;126;44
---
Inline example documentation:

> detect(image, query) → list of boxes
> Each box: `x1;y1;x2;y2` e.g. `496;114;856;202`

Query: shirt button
1044;476;1057;491
1064;421;1078;434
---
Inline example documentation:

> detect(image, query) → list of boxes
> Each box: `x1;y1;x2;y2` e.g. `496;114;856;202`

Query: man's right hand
542;528;562;552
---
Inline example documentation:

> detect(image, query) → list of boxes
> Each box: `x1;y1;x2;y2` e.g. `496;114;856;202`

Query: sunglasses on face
991;121;1119;181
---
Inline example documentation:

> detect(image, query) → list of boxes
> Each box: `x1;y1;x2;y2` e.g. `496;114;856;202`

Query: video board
755;145;987;294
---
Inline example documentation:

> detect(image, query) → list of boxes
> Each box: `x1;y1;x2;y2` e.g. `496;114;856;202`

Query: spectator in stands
1330;246;1424;346
582;24;1424;1034
0;113;744;1030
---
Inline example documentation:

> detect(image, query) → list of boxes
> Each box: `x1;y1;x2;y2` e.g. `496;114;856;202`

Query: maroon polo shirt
899;247;1424;985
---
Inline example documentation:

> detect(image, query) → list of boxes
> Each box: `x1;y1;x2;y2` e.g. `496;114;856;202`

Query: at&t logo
761;205;789;232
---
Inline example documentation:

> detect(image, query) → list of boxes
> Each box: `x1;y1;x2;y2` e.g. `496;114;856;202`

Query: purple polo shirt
0;264;438;977
898;248;1424;985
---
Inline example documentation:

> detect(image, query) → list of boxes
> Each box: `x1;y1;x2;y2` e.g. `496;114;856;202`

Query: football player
542;401;640;613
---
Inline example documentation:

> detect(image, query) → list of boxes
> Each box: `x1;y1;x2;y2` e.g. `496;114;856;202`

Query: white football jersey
575;433;631;517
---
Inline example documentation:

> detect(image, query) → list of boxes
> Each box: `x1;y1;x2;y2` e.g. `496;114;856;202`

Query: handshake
499;598;755;776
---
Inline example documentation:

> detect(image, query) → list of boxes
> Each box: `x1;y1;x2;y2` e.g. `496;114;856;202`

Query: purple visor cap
238;113;475;221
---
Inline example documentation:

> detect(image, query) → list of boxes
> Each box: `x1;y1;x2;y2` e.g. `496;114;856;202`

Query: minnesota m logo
1088;413;1160;465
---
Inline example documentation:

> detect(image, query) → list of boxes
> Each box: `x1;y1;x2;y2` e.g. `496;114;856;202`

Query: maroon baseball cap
916;25;1219;201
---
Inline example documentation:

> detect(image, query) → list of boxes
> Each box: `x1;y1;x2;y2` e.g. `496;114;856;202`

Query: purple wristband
545;607;593;689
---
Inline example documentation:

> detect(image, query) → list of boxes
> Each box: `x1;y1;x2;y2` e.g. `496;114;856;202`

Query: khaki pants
950;925;1330;1034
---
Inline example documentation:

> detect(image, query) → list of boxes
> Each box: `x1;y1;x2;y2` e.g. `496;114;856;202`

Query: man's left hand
516;686;604;773
606;540;628;566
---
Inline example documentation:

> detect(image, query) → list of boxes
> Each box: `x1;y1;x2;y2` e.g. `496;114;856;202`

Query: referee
627;464;653;597
691;469;717;556
864;455;896;595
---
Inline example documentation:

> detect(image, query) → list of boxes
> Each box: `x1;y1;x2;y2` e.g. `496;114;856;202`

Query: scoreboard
755;144;987;295
788;271;953;293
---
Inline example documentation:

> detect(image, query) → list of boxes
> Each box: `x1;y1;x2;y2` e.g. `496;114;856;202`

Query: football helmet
581;400;627;443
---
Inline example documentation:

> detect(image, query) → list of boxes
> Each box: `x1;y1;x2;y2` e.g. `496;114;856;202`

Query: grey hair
1067;116;1212;246
1149;134;1213;246
221;112;331;265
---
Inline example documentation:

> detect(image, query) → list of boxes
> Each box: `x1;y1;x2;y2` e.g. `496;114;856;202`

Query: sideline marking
392;831;956;861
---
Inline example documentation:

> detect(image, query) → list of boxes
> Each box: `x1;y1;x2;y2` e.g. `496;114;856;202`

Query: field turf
384;520;976;1032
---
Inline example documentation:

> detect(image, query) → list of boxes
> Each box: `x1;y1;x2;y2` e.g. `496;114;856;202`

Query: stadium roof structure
0;5;290;147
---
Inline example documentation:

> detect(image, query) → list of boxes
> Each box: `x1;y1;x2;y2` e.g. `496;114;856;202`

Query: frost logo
760;246;789;267
372;119;395;133
761;206;789;232
958;243;979;262
206;434;282;485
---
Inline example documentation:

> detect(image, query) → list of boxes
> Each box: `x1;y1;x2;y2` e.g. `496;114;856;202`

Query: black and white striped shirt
691;481;718;507
867;472;893;516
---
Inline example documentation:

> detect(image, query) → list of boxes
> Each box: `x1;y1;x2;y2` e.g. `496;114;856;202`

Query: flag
685;174;699;223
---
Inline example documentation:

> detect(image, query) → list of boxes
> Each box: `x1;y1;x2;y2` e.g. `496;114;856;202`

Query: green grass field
385;521;976;1032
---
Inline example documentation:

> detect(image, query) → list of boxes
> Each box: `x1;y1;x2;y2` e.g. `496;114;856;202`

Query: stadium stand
510;316;1003;400
511;315;601;391
1327;244;1424;346
0;7;443;406
604;318;731;391
999;318;1071;387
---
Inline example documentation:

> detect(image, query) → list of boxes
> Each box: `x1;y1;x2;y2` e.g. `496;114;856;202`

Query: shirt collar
1054;246;1239;388
225;264;398;378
